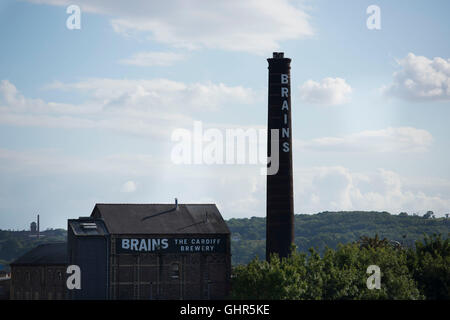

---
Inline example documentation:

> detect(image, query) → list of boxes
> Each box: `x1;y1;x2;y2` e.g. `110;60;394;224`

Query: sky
0;0;450;230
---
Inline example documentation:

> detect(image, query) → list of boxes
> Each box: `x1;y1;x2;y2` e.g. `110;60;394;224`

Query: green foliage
231;235;450;300
231;253;308;300
228;211;449;265
358;234;390;249
407;234;450;299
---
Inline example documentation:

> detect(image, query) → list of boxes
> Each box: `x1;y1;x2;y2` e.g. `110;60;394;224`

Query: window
170;263;180;279
33;270;39;284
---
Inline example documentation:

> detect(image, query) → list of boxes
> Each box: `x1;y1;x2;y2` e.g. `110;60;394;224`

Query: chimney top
273;52;284;59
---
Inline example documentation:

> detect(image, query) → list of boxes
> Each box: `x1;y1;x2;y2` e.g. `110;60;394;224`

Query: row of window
116;262;213;281
13;269;63;283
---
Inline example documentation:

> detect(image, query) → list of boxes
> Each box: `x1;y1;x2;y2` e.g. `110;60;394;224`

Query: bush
231;235;450;300
407;234;450;299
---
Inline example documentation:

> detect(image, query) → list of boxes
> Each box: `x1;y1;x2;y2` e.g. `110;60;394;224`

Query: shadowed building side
9;242;67;300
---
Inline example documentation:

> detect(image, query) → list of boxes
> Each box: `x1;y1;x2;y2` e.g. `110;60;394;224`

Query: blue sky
1;0;450;229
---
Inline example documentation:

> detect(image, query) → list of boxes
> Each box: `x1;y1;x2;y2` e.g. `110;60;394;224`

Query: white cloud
121;181;137;193
1;146;449;217
299;77;352;105
46;78;255;111
0;148;162;176
296;127;433;153
26;0;314;54
385;53;450;101
0;146;267;218
295;166;450;216
119;51;186;67
0;79;255;138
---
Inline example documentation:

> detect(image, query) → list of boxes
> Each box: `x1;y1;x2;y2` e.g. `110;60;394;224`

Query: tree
228;211;448;265
407;234;450;299
231;253;307;300
358;234;389;249
231;239;424;300
423;211;435;219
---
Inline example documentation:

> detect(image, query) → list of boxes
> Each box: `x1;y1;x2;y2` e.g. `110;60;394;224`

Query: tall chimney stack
266;52;294;260
37;214;40;239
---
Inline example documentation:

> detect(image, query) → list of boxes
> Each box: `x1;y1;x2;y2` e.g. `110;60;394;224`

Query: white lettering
122;239;130;249
203;128;224;165
130;239;138;251
265;129;280;176
66;5;81;30
180;304;215;317
161;238;169;249
152;238;161;250
366;5;381;30
366;265;381;289
139;239;147;251
171;128;192;164
66;265;81;290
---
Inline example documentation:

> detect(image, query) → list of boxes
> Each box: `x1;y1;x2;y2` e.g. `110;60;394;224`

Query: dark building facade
0;273;11;300
68;203;231;300
9;243;67;300
266;52;295;260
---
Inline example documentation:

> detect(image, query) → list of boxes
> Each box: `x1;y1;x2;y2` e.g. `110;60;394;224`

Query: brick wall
110;235;231;300
10;265;67;300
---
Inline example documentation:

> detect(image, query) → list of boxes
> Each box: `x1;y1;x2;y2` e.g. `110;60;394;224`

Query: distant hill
228;211;450;265
0;229;67;270
1;212;448;268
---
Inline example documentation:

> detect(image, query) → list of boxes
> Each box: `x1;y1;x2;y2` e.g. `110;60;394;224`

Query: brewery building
68;201;231;300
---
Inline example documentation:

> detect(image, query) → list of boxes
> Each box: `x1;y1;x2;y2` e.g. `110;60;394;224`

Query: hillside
228;211;450;265
1;211;448;267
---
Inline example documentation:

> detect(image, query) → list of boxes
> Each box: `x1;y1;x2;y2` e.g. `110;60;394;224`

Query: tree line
231;234;449;300
228;211;449;265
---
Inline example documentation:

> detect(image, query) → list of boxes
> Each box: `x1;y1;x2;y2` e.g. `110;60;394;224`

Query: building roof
10;242;67;266
91;203;230;235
